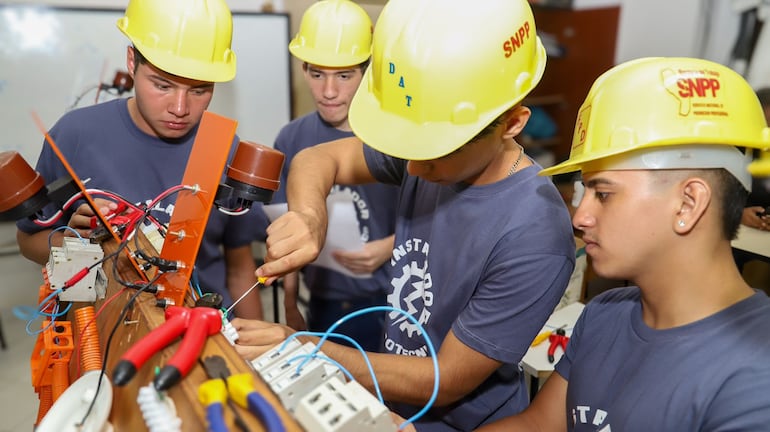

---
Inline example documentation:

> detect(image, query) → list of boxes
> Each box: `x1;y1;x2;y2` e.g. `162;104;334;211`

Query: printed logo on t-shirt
384;237;432;356
143;199;174;222
571;405;611;431
331;185;371;242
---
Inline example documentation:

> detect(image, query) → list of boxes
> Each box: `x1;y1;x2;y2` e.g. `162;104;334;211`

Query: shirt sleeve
453;242;575;364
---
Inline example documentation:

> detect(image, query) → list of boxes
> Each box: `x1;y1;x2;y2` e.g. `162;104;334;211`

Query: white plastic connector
294;376;396;432
257;342;346;412
46;237;106;302
136;384;182;432
250;338;304;372
141;222;165;252
220;318;239;346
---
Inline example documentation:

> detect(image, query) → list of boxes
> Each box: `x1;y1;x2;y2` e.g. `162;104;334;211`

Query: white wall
0;3;292;163
613;0;768;89
615;0;704;63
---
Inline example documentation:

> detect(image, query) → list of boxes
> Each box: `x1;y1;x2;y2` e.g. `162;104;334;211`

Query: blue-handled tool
198;355;285;432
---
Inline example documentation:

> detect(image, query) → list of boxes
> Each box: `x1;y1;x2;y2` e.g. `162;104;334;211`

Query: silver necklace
508;144;525;177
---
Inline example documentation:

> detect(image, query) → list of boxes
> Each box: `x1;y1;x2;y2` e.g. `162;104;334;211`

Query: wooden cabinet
527;6;620;163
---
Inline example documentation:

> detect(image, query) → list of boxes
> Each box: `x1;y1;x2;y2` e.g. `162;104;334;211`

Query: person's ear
501;105;531;139
126;46;136;79
674;177;711;234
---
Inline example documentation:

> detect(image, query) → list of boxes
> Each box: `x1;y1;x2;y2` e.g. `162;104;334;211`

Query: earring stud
677;220;685;227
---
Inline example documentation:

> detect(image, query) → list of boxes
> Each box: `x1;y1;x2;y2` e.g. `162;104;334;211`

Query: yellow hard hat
289;0;372;67
349;0;547;160
540;57;770;189
749;151;770;177
117;0;236;82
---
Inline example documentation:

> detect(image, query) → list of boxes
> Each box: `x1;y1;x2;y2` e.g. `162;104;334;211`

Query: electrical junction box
46;236;107;302
251;339;396;432
252;340;346;413
294;376;395;432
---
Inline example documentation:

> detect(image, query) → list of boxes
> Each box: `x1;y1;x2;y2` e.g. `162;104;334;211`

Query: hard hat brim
134;45;236;83
540;136;770;178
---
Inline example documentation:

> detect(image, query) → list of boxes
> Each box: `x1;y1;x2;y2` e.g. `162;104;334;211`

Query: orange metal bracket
155;111;238;306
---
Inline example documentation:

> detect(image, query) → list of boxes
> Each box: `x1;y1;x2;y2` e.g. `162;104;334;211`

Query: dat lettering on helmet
503;21;531;58
388;61;413;107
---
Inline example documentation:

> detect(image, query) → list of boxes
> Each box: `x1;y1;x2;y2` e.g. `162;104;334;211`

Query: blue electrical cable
191;267;204;299
284;331;384;404
305;306;440;430
47;225;85;248
286;353;355;382
15;287;70;335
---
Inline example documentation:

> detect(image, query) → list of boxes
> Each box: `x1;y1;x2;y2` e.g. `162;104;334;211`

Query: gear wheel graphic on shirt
387;261;430;337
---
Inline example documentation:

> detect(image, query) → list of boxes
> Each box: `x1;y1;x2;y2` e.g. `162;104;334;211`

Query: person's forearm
282;271;299;305
286;146;338;223
17;229;58;265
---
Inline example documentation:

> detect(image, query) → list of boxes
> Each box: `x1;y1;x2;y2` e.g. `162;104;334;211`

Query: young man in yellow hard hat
16;0;267;319
272;0;398;352
233;0;576;430
469;57;770;431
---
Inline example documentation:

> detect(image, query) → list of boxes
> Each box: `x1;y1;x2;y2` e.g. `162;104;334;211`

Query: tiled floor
0;223;300;431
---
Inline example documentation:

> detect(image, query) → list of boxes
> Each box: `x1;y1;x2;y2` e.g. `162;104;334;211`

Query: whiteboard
0;5;292;164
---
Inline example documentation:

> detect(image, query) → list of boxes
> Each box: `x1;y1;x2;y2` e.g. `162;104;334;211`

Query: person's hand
258;210;326;282
741;206;769;230
66;199;119;238
332;236;394;275
391;412;416;432
230;318;296;360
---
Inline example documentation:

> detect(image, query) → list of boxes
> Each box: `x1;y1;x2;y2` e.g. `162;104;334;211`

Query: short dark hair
757;87;770;108
132;46;147;73
302;59;370;73
711;168;748;240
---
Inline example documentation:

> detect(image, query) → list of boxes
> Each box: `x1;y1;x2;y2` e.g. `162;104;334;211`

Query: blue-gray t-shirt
272;112;398;300
364;146;576;431
16;99;268;307
556;286;770;431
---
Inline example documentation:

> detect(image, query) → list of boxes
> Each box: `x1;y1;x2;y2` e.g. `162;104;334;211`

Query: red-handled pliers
112;305;222;390
547;327;570;363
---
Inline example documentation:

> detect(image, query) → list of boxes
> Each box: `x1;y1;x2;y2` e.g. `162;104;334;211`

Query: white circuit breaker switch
250;338;304;372
294;376;396;432
47;236;106;302
257;342;346;412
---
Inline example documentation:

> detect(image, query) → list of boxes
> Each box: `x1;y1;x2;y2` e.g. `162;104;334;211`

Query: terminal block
46;237;106;302
252;340;345;412
251;339;397;432
294;376;395;432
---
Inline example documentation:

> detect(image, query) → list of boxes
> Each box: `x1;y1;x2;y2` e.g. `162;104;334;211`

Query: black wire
87;243;125;271
76;186;189;426
76;271;161;427
67;84;100;111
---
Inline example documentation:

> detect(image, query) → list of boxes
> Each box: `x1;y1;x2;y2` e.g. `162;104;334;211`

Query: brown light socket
0;151;45;212
226;141;285;191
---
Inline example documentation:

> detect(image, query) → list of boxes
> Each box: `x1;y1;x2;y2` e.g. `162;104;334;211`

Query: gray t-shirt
365;146;576;431
17;99;268;308
556;286;770;431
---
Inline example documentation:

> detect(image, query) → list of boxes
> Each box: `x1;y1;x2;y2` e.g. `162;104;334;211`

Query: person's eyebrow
584;177;615;188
